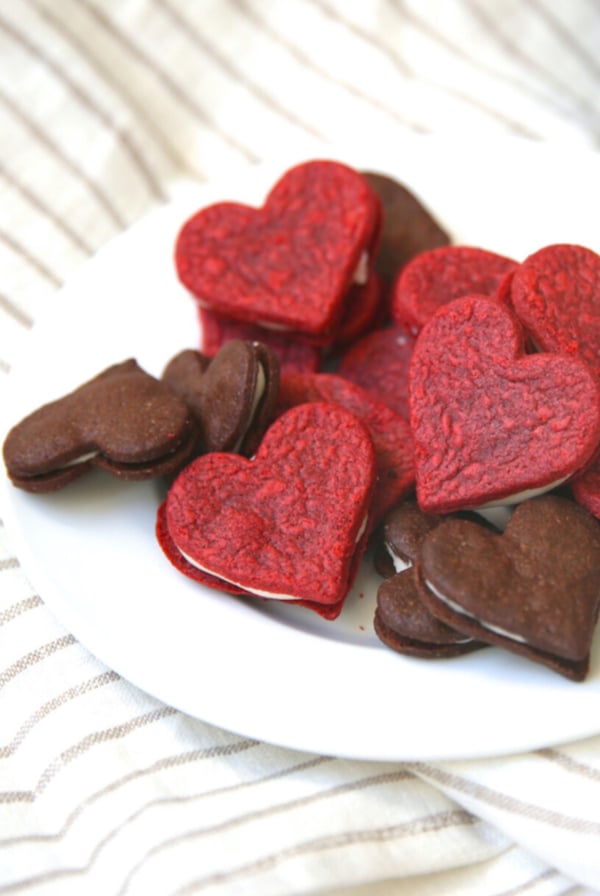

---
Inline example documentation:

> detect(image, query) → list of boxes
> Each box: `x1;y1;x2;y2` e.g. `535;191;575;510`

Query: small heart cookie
162;339;280;457
375;570;484;659
3;360;199;492
416;495;600;680
338;325;417;420
175;160;381;341
391;245;516;333
276;372;414;524
198;308;322;375
510;244;600;379
409;295;600;513
158;401;376;609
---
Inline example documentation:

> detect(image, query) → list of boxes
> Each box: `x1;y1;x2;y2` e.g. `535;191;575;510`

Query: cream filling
478;477;567;508
176;513;368;601
385;543;412;573
425;580;526;644
232;361;266;452
61;451;99;469
352;250;369;285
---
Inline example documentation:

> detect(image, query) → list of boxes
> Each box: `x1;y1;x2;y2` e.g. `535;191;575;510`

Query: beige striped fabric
2;1;600;893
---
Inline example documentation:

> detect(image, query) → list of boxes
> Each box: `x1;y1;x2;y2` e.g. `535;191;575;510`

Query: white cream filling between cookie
385;543;412;573
176;513;369;602
352;250;369;285
61;451;99;469
478;477;567;508
425;580;527;644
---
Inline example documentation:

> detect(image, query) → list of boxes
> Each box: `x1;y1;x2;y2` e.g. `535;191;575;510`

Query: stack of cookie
5;157;600;679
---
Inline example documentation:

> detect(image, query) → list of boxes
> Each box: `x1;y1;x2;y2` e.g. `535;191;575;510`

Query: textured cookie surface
161;402;376;607
391;245;516;333
198;308;322;375
175;160;381;338
277;373;414;524
510;244;600;379
338;326;416;420
409;295;600;513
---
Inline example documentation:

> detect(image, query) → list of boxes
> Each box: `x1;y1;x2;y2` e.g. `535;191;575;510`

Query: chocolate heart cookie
3;359;199;492
416;494;600;680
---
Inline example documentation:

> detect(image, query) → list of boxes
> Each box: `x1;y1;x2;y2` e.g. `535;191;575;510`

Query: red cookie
175;160;381;341
391;245;517;333
409;295;600;513
198;308;322;375
332;273;383;347
510;244;600;379
155;502;346;619
158;402;376;609
277;373;415;524
416;495;600;680
571;457;600;520
337;325;416;420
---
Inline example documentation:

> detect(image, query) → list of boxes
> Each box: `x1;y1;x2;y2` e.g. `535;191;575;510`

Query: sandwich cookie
3;359;199;492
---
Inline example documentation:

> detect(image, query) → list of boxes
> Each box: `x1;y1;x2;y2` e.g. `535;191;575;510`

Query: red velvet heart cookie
409;295;600;513
276;373;414;524
510;244;600;379
198;308;322;375
337;325;416;420
158;401;376;608
156;501;348;619
391;245;517;334
175;160;381;341
416;495;600;680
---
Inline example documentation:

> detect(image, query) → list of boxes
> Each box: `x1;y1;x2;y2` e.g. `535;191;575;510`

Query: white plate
3;138;600;762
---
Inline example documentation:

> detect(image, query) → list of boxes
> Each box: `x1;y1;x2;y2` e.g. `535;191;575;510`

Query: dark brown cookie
416;495;600;681
362;171;451;285
382;498;444;571
374;568;484;658
162;340;280;457
378;498;498;575
3;359;199;492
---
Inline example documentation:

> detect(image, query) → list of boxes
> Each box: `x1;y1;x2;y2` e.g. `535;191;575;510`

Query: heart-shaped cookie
158;401;376;608
374;569;484;658
391;245;516;334
409;295;600;513
3;360;199;492
198;308;322;375
361;171;451;285
338;325;417;420
175;160;381;341
510;244;600;379
276;372;414;524
416;495;600;679
162;340;280;457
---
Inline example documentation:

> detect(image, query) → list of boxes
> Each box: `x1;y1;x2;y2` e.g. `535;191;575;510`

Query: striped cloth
2;1;600;893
